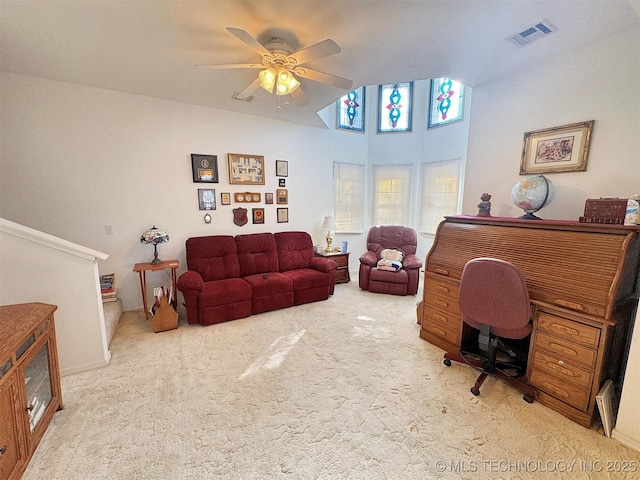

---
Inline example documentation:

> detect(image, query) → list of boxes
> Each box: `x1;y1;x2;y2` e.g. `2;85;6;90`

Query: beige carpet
24;280;640;479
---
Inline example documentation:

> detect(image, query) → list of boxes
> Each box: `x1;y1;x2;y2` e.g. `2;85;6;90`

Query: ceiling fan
196;27;353;106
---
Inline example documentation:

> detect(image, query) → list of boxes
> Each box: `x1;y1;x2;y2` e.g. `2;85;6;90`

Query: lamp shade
140;226;169;265
140;226;169;245
321;216;337;231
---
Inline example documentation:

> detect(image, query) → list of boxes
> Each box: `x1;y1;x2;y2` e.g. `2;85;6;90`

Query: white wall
464;27;640;219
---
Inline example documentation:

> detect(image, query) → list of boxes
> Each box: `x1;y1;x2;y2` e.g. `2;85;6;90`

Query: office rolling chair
443;257;537;403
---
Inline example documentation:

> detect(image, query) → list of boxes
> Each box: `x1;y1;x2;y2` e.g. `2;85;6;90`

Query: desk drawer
537;312;600;348
529;369;589;411
425;277;459;301
424;280;460;315
423;307;460;333
535;331;596;369
421;317;459;347
531;350;593;390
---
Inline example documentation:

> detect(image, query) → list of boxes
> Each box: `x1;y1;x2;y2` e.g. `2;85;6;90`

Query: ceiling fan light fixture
259;67;276;93
275;68;300;95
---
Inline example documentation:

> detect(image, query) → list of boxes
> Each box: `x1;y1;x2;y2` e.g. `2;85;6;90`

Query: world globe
511;175;555;219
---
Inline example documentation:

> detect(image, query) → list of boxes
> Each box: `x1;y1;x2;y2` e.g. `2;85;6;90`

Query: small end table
315;251;350;284
133;260;179;319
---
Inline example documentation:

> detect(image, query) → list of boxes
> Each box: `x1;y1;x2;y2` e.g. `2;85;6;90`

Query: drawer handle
546;362;577;377
434;299;449;308
433;313;447;322
549;323;580;337
554;299;584;311
434;268;450;276
540;381;570;400
431;326;446;336
434;285;450;293
548;342;578;358
27;403;35;412
0;445;7;455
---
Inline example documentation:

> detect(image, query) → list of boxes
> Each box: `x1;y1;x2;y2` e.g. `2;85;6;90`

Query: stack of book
100;273;118;303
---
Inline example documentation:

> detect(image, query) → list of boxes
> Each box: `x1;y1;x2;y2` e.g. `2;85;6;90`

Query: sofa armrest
359;251;377;267
177;271;204;292
402;253;422;270
310;256;337;273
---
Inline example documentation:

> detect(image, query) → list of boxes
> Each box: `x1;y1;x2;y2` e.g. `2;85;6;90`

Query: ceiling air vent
232;92;255;103
506;19;558;47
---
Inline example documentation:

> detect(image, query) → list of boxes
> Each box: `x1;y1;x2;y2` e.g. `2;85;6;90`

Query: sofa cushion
186;235;240;282
283;268;332;290
236;233;279;277
242;272;294;314
198;277;252;308
275;231;314;272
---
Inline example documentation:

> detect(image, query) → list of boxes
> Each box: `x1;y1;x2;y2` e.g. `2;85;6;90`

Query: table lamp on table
140;225;169;265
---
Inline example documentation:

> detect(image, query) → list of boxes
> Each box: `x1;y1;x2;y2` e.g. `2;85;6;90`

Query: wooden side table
315;251;350;284
133;260;179;319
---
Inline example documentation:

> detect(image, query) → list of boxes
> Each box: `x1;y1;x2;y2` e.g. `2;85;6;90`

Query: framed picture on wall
265;193;274;204
276;189;288;204
252;208;265;224
221;192;231;205
228;153;265;185
520;120;594;174
191;154;219;183
276;160;288;177
277;208;289;223
198;189;216;210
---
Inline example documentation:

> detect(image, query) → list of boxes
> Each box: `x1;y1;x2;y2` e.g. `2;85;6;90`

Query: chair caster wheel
523;394;534;404
443;359;452;367
470;387;480;396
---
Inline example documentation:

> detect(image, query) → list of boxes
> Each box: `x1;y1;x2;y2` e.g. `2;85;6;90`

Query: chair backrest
458;257;531;339
236;233;279;277
185;235;241;281
274;231;314;272
366;225;418;259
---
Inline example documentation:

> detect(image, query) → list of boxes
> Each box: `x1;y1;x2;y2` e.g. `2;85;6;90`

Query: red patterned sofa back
275;231;314;272
366;225;418;259
236;233;279;277
185;235;240;281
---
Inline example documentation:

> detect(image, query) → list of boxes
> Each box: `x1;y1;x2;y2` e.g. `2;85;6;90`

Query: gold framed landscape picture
520;120;594;174
228;153;265;185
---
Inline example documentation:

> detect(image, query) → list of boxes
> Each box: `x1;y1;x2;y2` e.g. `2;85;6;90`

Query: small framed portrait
198;189;216;210
277;208;289;223
279;178;286;187
276;160;288;177
276;189;288;204
221;192;231;205
265;192;274;204
252;208;265;224
191;154;219;183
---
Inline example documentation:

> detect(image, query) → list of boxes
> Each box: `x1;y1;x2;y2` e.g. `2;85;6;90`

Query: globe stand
518;212;543;220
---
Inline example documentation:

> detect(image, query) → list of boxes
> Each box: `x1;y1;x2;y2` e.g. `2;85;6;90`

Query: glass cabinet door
23;344;53;433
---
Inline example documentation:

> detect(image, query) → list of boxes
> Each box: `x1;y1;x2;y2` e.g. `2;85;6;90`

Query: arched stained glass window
377;82;413;133
428;78;465;129
336;86;365;132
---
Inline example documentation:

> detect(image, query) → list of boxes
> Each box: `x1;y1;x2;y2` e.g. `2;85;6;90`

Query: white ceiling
1;1;639;128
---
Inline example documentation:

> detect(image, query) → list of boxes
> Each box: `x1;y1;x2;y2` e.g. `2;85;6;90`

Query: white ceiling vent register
507;19;558;47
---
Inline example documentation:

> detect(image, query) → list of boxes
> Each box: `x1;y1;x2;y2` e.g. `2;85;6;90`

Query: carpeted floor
23;280;640;479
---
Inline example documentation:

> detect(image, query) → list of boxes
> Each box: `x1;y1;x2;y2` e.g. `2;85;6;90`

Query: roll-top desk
418;216;640;428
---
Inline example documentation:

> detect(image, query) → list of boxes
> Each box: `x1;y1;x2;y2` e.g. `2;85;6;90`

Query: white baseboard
611;428;640;453
60;353;111;377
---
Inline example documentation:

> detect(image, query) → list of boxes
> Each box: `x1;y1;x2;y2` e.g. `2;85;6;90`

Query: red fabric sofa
177;231;337;326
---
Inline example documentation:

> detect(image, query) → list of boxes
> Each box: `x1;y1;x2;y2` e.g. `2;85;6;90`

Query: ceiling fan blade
226;27;270;56
194;63;262;70
294;68;353;90
290;39;341;65
236;78;262;99
290;87;309;106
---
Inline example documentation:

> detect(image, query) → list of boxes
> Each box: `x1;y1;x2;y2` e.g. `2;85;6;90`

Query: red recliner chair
358;225;422;296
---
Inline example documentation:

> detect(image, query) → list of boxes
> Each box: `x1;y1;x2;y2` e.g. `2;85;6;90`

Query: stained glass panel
377;82;413;133
428;78;465;128
336;86;365;132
